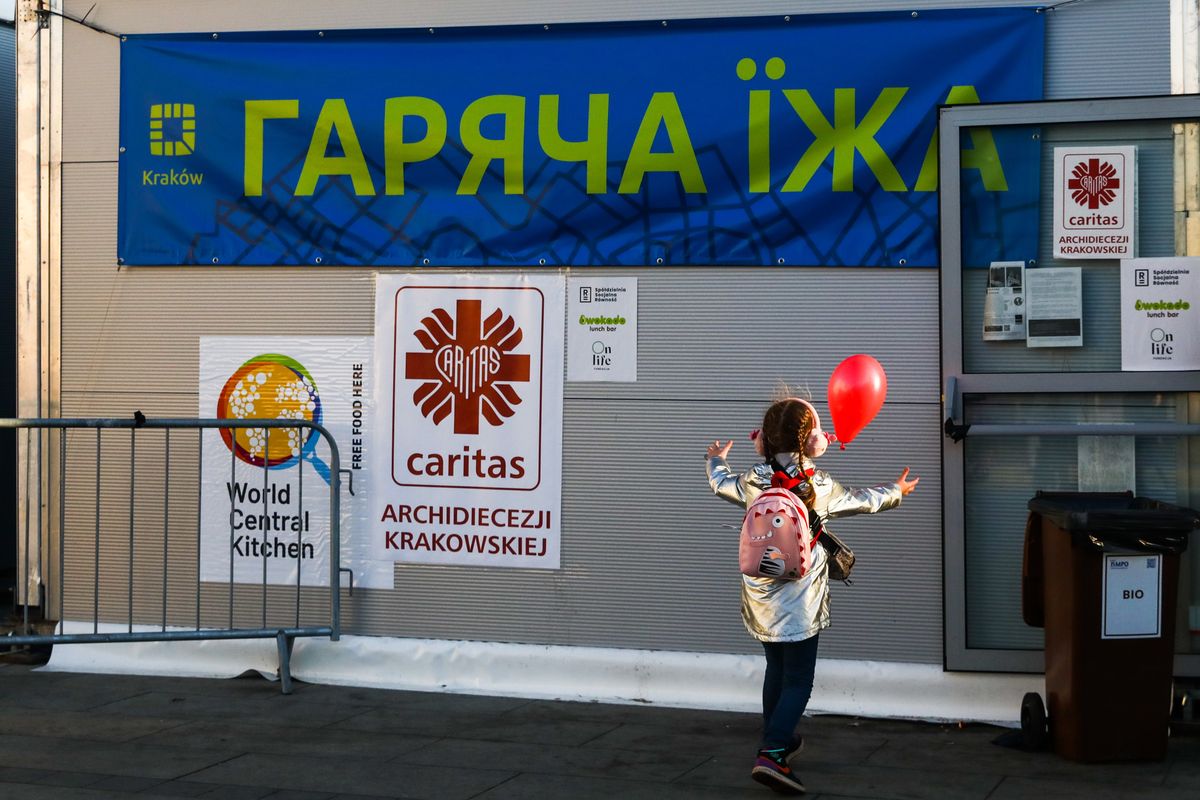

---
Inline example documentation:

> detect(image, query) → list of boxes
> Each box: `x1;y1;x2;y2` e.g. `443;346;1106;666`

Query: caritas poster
199;337;392;589
1053;146;1137;260
372;274;565;568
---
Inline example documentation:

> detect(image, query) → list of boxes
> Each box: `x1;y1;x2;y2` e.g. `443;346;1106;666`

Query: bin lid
1027;491;1200;554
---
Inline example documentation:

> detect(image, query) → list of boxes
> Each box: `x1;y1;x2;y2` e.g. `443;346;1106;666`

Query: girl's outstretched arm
705;440;760;508
820;469;908;519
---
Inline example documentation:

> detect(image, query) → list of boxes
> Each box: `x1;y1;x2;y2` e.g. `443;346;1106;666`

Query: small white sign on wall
567;277;638;382
1102;553;1162;639
1053;146;1137;260
1120;257;1200;371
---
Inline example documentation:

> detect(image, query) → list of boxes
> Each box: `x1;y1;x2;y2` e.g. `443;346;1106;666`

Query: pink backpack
739;487;814;580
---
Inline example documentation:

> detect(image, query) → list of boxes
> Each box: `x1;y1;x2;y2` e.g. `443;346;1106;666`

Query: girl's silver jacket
707;454;902;642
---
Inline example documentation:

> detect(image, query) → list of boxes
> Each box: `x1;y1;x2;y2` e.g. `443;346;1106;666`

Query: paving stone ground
0;663;1195;799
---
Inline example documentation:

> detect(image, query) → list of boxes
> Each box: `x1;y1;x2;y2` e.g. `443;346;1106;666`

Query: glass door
939;95;1200;673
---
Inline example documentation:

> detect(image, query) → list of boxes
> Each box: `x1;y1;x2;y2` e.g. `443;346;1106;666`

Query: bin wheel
1020;692;1048;751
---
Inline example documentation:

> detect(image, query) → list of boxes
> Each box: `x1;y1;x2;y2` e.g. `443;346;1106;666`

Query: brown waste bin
1022;491;1198;762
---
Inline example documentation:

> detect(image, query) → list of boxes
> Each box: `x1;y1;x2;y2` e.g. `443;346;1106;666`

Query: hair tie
749;429;760;441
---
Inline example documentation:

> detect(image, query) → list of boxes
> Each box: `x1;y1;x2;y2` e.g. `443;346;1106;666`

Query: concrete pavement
0;662;1195;799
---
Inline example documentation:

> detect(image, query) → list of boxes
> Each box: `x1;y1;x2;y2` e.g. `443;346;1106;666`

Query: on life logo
1067;158;1120;209
405;298;531;435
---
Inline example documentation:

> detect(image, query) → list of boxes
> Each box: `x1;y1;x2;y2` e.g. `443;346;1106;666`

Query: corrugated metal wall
53;0;1169;664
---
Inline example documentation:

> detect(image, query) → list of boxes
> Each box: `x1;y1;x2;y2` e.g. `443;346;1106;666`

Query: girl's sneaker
751;748;806;794
784;735;805;763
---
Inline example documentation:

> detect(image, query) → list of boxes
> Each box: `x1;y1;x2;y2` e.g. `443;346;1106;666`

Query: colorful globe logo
216;354;330;481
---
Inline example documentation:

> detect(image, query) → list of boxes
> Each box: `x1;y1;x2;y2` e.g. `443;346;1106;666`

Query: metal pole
94;428;100;634
951;423;1200;438
37;427;43;615
22;428;30;630
58;426;64;631
196;428;202;631
327;429;341;642
128;428;135;633
296;427;302;628
162;429;169;632
229;430;235;630
262;428;269;628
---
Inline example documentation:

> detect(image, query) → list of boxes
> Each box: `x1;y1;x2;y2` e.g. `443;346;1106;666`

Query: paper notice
1026;267;1083;348
982;261;1026;341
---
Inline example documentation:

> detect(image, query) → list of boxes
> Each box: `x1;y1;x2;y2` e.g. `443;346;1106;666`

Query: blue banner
117;9;1044;267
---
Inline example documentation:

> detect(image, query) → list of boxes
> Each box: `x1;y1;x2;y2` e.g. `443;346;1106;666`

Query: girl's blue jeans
760;635;820;750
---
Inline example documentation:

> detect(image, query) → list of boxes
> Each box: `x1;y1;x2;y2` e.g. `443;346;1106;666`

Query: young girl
706;396;918;795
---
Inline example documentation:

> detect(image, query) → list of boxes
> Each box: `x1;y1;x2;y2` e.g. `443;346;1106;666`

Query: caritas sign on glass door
1053;146;1137;260
371;273;565;568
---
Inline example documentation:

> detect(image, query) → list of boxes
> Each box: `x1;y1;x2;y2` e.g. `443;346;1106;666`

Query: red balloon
827;355;888;448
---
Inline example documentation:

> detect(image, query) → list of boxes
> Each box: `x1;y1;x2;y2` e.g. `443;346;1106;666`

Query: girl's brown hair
760;398;817;509
760;398;814;464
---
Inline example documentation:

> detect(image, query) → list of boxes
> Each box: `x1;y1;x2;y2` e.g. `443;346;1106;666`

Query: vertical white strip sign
372;274;565;568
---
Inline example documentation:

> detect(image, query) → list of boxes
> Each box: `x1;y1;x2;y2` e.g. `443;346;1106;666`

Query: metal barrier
2;416;346;693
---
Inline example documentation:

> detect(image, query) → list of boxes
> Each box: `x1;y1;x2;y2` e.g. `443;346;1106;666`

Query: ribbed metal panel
61;22;118;165
1044;0;1170;100
564;268;939;404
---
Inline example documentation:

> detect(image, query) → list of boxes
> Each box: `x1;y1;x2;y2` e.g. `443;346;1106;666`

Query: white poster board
1053;146;1137;260
567;276;638;382
371;274;565;568
1102;553;1162;639
982;261;1025;341
1025;267;1083;348
1120;257;1200;371
199;336;391;589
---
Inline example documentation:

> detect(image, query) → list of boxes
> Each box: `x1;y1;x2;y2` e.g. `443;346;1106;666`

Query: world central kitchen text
227;480;315;559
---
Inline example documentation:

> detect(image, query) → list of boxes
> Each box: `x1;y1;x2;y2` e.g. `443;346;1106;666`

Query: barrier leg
277;631;296;695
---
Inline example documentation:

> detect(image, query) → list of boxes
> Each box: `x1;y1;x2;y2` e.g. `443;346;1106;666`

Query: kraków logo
149;103;196;156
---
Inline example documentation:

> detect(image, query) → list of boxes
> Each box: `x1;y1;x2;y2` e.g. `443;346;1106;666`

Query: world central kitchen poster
199;336;393;589
371;274;565;568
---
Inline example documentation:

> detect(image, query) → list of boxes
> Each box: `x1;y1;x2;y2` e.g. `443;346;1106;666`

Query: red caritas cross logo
1068;158;1120;209
405;299;531;435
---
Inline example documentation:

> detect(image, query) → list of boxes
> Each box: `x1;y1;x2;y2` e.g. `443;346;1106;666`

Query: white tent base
43;626;1040;726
